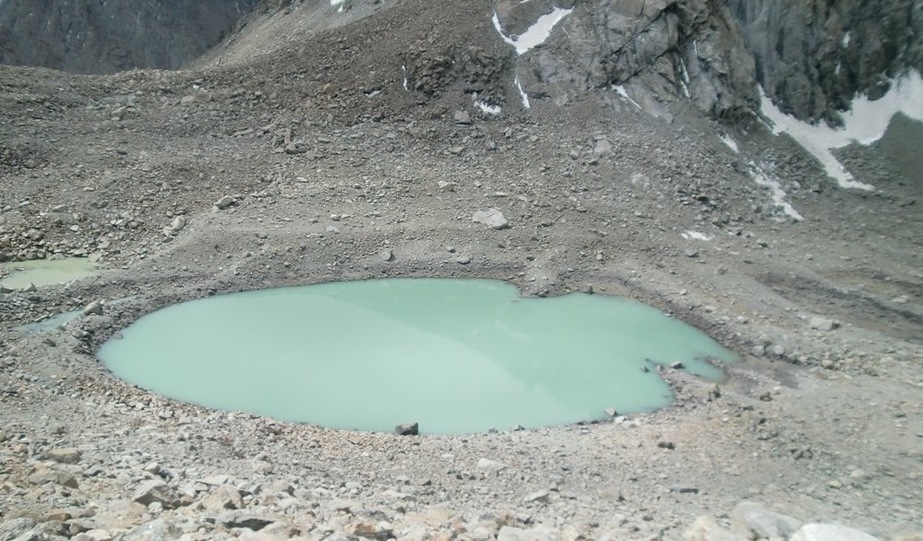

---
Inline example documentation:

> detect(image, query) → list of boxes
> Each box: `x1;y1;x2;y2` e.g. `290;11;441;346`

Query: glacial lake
98;278;738;434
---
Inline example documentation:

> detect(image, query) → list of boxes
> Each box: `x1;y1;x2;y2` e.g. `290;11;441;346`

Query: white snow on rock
401;65;408;91
475;100;502;115
492;7;573;56
613;85;641;109
515;76;530;109
719;134;739;153
749;163;804;221
492;7;572;111
760;70;923;190
682;231;713;241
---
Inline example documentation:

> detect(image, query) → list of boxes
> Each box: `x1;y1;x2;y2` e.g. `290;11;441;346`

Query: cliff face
495;0;921;122
0;0;258;74
725;0;923;123
495;0;758;120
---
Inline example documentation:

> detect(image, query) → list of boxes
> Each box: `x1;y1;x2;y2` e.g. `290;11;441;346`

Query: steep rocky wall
495;0;920;122
725;0;923;123
498;0;758;120
0;0;258;74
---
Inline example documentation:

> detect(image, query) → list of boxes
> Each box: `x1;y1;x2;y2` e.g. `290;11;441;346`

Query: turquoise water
98;279;738;434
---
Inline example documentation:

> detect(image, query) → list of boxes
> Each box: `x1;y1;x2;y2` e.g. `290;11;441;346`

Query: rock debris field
1;0;922;540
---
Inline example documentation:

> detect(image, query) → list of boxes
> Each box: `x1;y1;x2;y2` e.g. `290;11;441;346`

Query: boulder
730;501;802;539
46;447;82;464
472;208;510;230
681;515;747;541
119;519;182;541
132;480;183;509
395;422;419;436
497;526;561;541
790;523;881;541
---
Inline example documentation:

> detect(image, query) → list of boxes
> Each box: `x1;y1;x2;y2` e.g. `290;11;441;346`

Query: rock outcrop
494;0;921;121
496;0;760;120
725;0;923;123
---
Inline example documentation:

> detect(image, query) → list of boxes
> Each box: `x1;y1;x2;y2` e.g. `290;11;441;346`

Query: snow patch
515;76;530;109
749;163;803;221
759;71;923;190
682;231;713;241
719;134;739;153
492;7;573;55
475;100;502;115
401;65;408;91
842;32;850;47
613;85;641;109
678;58;691;98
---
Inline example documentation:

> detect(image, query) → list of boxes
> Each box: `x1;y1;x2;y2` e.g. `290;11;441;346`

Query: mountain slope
0;0;259;73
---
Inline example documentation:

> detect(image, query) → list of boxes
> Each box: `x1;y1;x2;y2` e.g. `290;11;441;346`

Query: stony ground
1;1;922;540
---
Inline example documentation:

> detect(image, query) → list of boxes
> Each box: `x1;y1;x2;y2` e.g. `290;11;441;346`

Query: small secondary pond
0;257;99;290
99;278;738;434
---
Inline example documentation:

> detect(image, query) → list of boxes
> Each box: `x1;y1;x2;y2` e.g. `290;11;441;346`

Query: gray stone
28;468;78;488
808;316;839;331
497;526;560;541
381;249;394;262
593;139;612;155
168;216;186;233
46;447;81;464
790;523;881;541
476;458;508;472
523;490;550;503
83;301;103;316
214;196;235;210
730;501;802;539
454;110;472;125
132;480;182;509
395;422;419;436
472;208;509;230
214;512;274;531
119;519;181;541
681;515;747;541
346;521;394;541
0;518;36;541
202;484;244;511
